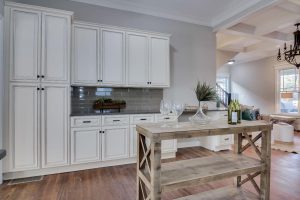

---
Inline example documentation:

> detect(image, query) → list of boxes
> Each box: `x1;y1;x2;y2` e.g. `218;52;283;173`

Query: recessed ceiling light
227;59;235;65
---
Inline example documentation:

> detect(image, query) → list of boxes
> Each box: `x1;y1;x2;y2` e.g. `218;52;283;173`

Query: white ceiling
71;0;270;27
217;0;300;65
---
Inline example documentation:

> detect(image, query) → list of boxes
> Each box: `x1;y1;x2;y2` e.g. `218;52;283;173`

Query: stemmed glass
171;103;185;128
160;100;171;127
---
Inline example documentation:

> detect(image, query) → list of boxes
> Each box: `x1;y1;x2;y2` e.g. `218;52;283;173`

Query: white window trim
275;63;299;114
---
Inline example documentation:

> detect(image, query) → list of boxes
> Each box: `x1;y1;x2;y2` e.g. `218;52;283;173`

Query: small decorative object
171;103;185;128
189;81;217;125
93;98;126;112
228;99;241;125
160;100;171;127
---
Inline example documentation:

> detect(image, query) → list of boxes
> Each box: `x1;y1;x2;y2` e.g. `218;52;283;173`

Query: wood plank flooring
1;146;300;200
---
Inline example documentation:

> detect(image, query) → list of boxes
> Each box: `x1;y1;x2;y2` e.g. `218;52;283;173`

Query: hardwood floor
1;147;300;200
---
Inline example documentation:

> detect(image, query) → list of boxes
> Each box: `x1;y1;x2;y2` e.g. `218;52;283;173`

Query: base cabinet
71;128;101;164
102;126;129;161
201;134;233;152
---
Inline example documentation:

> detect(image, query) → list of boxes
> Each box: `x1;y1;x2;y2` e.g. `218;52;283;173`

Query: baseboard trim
4;152;176;180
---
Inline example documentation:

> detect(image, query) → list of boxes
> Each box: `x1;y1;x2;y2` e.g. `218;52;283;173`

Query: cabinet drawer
130;114;154;125
102;115;129;126
71;117;101;128
155;114;177;122
220;135;233;145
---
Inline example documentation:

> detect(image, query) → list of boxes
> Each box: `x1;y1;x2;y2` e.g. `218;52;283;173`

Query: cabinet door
41;13;71;83
126;33;149;86
41;85;69;168
9;83;39;171
162;140;177;153
73;24;99;85
102;126;129;161
101;28;125;86
130;126;137;157
149;36;170;87
9;8;41;82
71;128;101;164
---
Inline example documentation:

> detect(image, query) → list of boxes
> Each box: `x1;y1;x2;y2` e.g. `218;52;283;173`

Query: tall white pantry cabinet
4;2;72;172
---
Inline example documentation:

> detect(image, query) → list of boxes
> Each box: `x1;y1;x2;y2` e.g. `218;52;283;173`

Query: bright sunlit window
278;68;299;113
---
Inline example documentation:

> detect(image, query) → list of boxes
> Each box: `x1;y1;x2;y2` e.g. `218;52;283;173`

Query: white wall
8;0;217;106
231;57;276;114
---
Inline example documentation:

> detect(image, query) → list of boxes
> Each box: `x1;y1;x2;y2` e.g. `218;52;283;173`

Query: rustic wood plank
260;130;271;200
234;133;243;187
243;132;262;160
136;120;272;140
150;140;162;200
174;186;259;200
159;155;263;191
242;132;262;152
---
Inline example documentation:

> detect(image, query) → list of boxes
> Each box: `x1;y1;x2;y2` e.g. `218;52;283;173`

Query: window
278;68;299;113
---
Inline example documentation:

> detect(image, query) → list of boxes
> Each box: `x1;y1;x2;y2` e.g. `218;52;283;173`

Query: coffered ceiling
71;0;276;27
217;0;300;64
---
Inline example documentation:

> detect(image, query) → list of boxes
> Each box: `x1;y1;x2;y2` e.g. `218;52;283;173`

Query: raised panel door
9;8;41;82
41;13;71;83
71;128;101;164
102;126;129;161
101;28;125;85
73;24;99;85
126;33;149;86
9;83;39;171
149;36;170;87
41;85;69;168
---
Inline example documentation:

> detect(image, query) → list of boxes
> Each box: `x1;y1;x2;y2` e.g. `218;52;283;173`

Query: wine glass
160;100;171;127
171;103;185;128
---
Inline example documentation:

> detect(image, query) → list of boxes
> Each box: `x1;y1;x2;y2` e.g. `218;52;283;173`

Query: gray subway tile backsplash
71;86;163;115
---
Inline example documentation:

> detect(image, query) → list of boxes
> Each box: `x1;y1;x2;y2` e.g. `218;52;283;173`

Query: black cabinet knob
41;75;45;78
37;88;40;90
41;88;45;91
37;75;40;78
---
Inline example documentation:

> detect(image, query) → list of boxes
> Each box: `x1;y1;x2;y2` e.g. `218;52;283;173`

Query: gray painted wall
0;0;4;184
7;0;216;105
231;57;276;114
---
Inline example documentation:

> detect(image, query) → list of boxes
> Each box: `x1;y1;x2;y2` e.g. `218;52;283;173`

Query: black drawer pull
224;138;229;141
140;118;147;121
164;117;170;120
83;121;91;123
113;120;120;122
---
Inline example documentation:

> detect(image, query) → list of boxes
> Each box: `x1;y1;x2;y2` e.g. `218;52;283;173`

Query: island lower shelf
141;154;264;192
174;186;258;200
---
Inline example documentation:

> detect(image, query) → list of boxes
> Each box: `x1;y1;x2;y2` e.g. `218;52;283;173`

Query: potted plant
189;81;217;124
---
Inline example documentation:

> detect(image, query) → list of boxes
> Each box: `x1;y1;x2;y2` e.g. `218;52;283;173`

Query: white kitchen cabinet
71;127;101;164
130;125;137;157
9;7;41;82
126;32;149;87
9;83;39;171
72;23;99;85
7;5;72;84
149;36;170;87
41;13;71;83
101;28;125;85
201;134;233;152
41;85;69;168
102;126;129;161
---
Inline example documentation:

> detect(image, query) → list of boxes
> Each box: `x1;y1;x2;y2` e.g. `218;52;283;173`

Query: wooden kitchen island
136;120;272;200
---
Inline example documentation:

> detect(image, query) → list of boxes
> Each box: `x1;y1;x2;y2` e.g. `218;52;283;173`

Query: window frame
275;64;300;114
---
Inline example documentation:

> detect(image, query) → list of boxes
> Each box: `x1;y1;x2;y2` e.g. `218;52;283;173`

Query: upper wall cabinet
101;28;125;86
72;21;170;88
6;3;72;84
149;36;170;87
73;23;99;85
126;32;149;87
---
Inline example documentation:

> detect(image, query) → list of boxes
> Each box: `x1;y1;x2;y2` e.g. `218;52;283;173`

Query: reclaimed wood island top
136;120;272;140
136;120;272;200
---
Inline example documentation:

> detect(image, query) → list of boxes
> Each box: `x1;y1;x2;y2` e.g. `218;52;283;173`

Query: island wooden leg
150;139;162;200
234;133;243;187
260;129;271;200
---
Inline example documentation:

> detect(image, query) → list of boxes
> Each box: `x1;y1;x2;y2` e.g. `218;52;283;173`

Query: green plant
194;81;217;102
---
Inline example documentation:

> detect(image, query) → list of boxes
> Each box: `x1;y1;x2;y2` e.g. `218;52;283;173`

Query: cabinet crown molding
74;20;171;38
5;1;74;16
